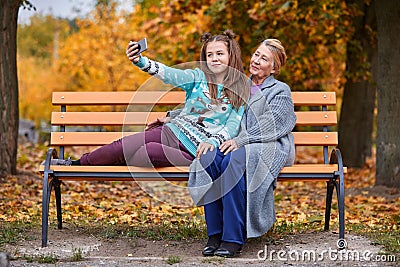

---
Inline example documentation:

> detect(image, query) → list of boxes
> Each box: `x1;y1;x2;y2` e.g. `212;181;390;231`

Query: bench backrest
50;91;338;164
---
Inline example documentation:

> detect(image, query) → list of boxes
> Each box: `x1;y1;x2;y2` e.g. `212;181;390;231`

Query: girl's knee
128;146;152;166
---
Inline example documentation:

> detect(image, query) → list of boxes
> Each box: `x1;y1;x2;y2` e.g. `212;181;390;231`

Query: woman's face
249;44;275;84
205;41;229;76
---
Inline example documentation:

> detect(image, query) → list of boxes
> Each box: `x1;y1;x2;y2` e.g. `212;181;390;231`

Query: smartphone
133;38;147;55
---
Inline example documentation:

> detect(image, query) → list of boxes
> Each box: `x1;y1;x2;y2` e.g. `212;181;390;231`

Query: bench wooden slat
52;91;186;105
50;131;338;146
51;112;165;125
295;111;337;126
51;132;129;145
39;164;346;174
51;111;337;126
52;91;336;106
293;132;338;145
291;92;336;106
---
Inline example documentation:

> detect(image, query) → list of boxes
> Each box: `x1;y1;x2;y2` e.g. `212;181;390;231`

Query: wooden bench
39;90;346;247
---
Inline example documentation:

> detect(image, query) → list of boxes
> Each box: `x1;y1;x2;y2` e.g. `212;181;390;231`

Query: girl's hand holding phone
126;38;147;63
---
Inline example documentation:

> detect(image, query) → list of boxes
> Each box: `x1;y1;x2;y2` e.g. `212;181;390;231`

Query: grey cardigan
187;75;296;238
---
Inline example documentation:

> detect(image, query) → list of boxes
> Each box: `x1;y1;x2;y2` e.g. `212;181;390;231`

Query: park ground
0;144;399;266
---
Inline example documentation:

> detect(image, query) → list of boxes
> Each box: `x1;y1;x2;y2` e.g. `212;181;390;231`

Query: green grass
272;220;325;236
350;223;400;254
70;247;83;261
0;222;31;247
84;220;207;241
272;220;399;256
20;253;59;264
129;221;206;241
21;254;34;263
201;256;225;264
36;254;58;264
166;255;181;264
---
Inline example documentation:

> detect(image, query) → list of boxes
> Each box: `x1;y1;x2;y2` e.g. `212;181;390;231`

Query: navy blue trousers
200;147;246;245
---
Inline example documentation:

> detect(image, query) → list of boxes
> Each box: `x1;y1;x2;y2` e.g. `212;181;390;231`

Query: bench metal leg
42;171;53;247
324;180;335;231
329;148;345;240
335;170;345;240
54;179;63;230
41;148;58;247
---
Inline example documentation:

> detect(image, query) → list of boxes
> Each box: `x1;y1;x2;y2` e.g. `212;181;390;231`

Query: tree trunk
375;0;400;188
0;0;21;177
339;0;377;168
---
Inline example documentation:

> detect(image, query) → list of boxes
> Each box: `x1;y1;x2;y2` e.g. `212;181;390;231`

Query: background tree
18;14;71;125
58;0;147;94
133;0;211;64
375;0;400;188
0;0;24;177
338;0;377;168
137;0;355;93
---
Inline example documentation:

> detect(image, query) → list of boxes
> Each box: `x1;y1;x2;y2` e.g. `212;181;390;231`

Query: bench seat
39;164;346;181
39;90;346;247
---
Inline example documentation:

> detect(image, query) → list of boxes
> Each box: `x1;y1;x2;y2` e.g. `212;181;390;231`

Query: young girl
52;30;249;167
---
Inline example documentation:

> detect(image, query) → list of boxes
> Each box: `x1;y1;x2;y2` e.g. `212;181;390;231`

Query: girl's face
249;44;275;84
205;41;230;77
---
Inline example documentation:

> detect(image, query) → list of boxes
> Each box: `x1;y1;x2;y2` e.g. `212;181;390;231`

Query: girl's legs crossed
127;125;194;166
127;142;194;167
80;126;193;166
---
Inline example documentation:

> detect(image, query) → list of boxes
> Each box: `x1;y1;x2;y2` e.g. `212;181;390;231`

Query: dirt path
4;227;396;266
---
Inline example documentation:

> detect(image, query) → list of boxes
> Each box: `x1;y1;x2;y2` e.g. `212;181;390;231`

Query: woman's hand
219;139;238;155
126;41;141;63
196;142;215;159
145;117;170;131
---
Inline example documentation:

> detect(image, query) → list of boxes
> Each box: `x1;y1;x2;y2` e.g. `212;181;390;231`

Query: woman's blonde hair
261;39;287;76
199;30;249;110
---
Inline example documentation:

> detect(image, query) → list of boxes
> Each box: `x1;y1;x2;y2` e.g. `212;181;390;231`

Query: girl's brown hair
199;30;249;110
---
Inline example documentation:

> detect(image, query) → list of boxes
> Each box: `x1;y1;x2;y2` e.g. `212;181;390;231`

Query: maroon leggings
80;126;194;167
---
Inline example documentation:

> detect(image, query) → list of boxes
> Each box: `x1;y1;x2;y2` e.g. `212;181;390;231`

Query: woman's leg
219;147;246;245
200;149;225;236
200;148;246;256
199;149;224;256
201;147;246;241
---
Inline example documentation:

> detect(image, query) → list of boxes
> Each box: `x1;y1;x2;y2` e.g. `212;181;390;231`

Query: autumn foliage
17;0;359;127
0;144;398;253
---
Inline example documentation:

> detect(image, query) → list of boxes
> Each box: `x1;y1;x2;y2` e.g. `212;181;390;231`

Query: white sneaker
42;157;73;166
53;157;72;165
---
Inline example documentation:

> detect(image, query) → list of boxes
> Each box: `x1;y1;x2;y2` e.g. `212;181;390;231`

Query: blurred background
16;0;387;173
17;0;352;130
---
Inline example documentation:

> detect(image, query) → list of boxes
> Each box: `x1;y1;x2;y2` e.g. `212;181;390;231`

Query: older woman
188;39;296;257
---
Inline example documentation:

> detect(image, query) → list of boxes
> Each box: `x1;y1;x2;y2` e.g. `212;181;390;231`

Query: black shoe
214;241;243;258
202;246;218;256
202;234;222;256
